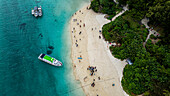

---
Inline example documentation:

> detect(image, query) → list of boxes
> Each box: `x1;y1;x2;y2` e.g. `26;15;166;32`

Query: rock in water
48;46;54;50
35;0;41;3
19;23;26;30
47;50;52;55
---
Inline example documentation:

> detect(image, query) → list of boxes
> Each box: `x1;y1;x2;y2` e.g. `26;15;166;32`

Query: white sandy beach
69;4;128;96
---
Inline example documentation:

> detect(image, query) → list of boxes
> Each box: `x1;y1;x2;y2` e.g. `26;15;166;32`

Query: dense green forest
118;0;170;41
91;0;170;95
90;0;122;19
102;16;148;61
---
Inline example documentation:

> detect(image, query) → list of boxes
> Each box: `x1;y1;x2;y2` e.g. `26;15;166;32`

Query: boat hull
38;54;62;66
32;6;42;17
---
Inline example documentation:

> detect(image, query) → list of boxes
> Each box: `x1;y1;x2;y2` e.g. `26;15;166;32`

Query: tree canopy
91;0;170;95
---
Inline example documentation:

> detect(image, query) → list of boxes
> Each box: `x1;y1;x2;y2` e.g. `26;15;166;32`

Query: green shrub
90;0;123;15
90;0;100;12
150;34;157;39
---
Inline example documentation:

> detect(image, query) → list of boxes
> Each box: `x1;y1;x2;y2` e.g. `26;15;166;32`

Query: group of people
87;66;101;88
72;10;86;49
87;66;97;87
87;66;97;76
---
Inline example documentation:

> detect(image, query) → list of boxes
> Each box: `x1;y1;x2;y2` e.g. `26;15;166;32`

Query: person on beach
79;31;81;35
83;23;85;27
98;77;100;80
91;72;93;76
91;82;95;87
73;19;77;22
112;84;115;86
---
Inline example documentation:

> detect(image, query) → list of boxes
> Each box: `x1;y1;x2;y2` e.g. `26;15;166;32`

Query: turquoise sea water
0;0;89;96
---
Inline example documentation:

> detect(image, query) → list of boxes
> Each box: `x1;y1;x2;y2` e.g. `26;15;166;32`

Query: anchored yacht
38;54;62;66
32;6;42;17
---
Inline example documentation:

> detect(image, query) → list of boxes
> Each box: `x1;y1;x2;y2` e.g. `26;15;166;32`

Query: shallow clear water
0;0;89;96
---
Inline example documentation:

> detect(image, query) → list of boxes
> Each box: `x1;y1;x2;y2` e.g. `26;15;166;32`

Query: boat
32;6;42;17
38;53;62;66
38;6;42;16
31;10;34;15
